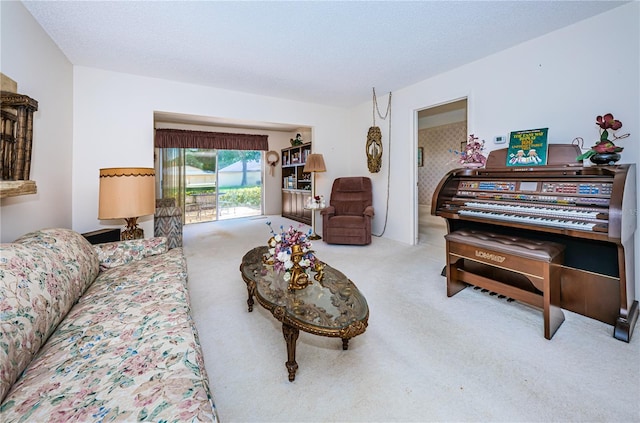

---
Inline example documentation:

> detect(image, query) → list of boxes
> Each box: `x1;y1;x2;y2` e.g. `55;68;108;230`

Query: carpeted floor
183;214;639;422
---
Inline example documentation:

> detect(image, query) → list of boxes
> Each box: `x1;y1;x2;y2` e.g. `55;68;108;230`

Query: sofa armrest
363;206;375;217
94;237;169;270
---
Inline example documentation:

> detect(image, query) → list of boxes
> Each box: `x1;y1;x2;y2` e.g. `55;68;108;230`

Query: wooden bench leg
447;255;467;297
543;262;565;339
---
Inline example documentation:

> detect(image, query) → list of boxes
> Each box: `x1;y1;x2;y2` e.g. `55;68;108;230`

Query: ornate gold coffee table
240;246;369;381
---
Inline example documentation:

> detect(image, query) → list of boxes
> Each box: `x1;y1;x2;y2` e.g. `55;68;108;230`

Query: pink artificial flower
596;113;622;131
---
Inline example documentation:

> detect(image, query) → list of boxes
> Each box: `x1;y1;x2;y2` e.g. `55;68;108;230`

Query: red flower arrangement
577;113;630;161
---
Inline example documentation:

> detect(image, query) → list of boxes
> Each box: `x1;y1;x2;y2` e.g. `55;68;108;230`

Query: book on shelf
506;128;549;167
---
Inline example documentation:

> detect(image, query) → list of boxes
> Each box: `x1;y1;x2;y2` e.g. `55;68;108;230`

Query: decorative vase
462;162;483;168
589;152;621;165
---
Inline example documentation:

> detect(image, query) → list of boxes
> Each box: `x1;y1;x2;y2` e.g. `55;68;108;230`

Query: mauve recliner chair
321;177;374;245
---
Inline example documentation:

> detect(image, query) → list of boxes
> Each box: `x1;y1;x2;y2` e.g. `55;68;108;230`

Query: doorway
415;98;467;244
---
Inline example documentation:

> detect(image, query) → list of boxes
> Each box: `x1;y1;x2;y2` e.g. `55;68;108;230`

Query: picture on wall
417;147;424;167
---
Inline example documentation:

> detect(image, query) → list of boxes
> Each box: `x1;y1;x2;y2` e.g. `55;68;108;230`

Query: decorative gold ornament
366;88;391;174
288;244;311;290
263;236;276;265
313;261;325;282
366;126;383;173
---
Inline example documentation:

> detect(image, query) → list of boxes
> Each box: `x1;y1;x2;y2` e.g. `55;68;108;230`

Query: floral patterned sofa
0;228;218;422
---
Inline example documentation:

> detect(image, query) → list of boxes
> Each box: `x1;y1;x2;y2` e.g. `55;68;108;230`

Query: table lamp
303;153;326;240
98;167;155;240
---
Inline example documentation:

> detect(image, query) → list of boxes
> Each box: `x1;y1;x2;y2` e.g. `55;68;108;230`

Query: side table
304;202;324;240
82;228;120;245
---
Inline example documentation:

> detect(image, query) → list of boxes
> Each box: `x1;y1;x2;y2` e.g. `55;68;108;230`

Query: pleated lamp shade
303;154;326;173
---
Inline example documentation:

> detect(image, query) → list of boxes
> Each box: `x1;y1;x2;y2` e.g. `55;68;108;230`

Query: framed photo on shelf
460;141;466;152
417;147;424;167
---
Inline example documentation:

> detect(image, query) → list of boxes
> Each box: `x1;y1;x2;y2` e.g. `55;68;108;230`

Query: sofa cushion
0;228;99;403
0;247;217;422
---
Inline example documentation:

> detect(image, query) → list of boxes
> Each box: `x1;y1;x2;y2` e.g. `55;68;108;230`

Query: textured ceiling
23;1;627;108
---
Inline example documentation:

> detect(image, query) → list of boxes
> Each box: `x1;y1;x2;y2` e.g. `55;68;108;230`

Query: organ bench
445;229;565;339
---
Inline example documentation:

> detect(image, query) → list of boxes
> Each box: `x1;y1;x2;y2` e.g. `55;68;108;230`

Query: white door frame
412;97;469;245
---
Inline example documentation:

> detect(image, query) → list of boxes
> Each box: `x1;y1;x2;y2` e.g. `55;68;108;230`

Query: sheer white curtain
156;147;186;221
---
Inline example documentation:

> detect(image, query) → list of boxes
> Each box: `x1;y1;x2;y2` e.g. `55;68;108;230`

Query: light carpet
183;215;639;422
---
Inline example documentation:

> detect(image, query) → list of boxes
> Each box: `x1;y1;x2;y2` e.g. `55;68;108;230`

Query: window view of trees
186;149;216;172
217;150;261;187
182;149;262;223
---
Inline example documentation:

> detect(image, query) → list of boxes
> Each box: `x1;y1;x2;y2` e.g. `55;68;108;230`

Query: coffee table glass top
240;246;368;334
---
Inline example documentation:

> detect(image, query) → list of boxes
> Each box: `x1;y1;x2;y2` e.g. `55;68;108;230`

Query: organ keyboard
432;145;638;342
458;208;600;231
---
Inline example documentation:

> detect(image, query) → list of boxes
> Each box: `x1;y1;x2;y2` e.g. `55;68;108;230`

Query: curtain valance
155;129;268;151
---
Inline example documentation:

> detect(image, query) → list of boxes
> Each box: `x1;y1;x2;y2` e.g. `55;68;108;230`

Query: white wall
0;1;73;243
72;68;350;235
346;2;639;246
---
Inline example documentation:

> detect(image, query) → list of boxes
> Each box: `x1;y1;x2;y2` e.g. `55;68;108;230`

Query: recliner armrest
320;206;335;216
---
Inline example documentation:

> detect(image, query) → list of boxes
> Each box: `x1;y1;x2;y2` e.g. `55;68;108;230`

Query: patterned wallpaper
418;121;466;205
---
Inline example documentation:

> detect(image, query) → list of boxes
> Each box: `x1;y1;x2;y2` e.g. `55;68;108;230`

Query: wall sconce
98;167;155;240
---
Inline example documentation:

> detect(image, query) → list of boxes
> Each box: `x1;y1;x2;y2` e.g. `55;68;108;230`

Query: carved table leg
246;280;256;312
342;338;349;350
282;323;299;382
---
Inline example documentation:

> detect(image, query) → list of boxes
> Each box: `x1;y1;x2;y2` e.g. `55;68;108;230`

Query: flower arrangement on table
264;222;324;290
306;194;325;209
576;113;630;164
451;134;487;167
